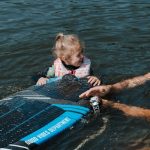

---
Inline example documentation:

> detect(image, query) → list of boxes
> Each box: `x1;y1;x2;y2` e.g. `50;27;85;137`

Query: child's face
63;51;84;67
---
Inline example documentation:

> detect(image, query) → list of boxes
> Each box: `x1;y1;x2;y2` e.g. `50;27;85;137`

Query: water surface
0;0;150;149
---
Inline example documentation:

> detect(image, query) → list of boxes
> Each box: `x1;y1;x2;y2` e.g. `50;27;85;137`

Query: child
36;33;101;86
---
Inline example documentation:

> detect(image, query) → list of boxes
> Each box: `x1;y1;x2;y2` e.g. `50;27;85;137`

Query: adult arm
80;73;150;98
102;98;150;121
111;73;150;92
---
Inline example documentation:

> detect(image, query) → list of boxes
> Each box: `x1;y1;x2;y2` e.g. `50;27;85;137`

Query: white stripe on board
0;148;12;150
17;95;42;97
24;96;51;100
0;97;12;101
9;144;29;150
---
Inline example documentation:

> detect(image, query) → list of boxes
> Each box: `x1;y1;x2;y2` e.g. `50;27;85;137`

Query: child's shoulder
54;58;61;63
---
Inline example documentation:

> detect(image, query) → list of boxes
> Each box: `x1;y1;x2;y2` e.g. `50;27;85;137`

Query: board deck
0;75;91;149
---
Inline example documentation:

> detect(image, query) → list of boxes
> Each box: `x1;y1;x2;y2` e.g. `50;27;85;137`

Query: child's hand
87;76;101;86
36;77;48;86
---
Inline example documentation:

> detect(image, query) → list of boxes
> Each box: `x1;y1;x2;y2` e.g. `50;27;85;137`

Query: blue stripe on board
47;77;62;83
21;112;82;145
56;107;88;115
52;104;90;114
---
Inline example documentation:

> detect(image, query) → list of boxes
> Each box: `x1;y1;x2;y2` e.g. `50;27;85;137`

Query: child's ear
60;56;68;63
61;56;66;61
61;56;69;65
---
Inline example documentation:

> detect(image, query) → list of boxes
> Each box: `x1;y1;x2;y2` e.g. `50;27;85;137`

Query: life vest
54;57;91;78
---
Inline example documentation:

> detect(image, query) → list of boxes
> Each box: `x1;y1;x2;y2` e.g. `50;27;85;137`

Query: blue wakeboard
0;75;91;150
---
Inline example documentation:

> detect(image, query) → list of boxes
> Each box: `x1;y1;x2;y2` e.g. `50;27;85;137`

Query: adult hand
36;77;48;86
79;85;112;98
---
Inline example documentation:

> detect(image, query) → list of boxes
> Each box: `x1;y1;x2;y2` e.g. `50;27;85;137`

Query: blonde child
36;33;101;86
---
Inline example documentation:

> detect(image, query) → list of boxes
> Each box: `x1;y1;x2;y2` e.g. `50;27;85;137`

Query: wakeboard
0;75;92;150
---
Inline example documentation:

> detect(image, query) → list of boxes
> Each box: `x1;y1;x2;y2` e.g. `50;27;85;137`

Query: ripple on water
0;0;150;149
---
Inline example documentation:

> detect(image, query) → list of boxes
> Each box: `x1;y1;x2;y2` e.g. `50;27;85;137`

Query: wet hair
53;33;84;59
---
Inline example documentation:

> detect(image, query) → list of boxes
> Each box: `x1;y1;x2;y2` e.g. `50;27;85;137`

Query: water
0;0;150;149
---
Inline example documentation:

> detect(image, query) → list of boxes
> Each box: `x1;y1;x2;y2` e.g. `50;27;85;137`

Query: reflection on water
0;0;150;149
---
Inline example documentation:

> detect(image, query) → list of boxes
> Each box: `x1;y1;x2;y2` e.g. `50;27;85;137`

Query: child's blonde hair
53;33;84;59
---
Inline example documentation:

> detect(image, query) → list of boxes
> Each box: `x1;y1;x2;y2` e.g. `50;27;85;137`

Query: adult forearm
102;98;150;121
110;73;150;92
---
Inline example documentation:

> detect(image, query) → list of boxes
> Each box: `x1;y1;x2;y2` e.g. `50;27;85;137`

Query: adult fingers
79;89;92;98
79;86;100;98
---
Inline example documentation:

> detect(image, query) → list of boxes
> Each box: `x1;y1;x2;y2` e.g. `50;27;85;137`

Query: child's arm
32;68;49;83
36;65;55;86
36;77;49;86
32;64;55;86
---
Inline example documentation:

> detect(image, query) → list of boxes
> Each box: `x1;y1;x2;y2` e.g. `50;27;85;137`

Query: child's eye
77;53;81;57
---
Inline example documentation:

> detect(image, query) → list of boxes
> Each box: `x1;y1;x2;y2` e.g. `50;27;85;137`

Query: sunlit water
0;0;150;149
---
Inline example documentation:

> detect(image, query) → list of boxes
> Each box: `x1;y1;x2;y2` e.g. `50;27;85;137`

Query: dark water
0;0;150;149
